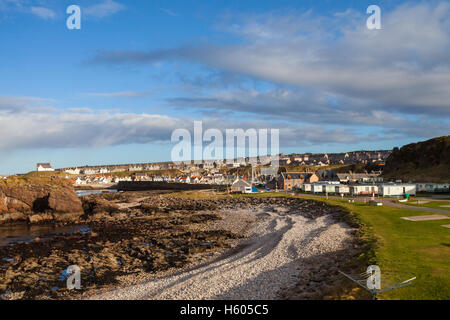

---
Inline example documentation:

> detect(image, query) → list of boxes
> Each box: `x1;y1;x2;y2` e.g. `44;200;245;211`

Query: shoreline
0;192;368;300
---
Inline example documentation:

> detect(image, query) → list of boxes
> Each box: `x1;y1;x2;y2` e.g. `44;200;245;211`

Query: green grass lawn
323;199;450;300
240;192;450;299
416;192;450;198
404;200;450;211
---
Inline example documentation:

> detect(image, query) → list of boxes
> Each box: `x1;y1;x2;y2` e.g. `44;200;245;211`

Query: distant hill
382;136;450;182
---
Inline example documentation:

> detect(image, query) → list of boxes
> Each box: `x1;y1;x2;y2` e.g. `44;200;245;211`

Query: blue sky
0;0;449;174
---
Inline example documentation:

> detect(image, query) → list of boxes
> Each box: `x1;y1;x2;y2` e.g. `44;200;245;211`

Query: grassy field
322;199;450;299
404;200;450;211
236;192;450;299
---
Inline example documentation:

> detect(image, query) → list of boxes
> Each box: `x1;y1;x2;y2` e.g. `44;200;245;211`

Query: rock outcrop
0;176;83;224
382;136;450;183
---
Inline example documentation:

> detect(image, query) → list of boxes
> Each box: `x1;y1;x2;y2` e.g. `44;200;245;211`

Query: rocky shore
0;191;368;300
0;177;83;224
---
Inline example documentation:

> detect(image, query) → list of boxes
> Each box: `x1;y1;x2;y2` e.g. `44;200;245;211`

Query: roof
281;172;314;180
232;179;252;188
37;163;52;168
337;173;380;180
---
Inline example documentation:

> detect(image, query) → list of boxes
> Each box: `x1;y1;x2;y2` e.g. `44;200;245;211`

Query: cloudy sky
0;0;449;174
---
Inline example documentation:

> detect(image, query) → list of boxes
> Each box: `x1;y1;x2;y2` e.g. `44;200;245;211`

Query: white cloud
84;91;149;98
84;0;125;18
92;2;450;118
0;96;389;151
29;6;56;20
160;8;178;17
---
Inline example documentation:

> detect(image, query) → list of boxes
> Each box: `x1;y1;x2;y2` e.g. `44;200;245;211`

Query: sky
0;0;449;174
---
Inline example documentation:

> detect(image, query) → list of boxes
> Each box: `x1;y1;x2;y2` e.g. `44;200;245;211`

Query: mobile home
302;183;312;192
350;184;378;196
378;183;416;196
336;185;350;195
416;183;450;193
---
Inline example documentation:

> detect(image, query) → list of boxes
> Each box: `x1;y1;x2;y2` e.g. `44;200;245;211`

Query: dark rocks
82;196;119;216
0;177;83;224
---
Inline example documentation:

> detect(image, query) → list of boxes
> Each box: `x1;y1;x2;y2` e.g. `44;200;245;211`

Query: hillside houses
65;168;81;175
278;150;389;166
50;151;448;198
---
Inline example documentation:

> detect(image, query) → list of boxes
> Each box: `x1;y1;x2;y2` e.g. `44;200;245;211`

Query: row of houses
265;172;385;191
74;173;238;185
265;171;449;195
416;183;450;193
39;162;448;196
229;178;417;197
301;182;417;197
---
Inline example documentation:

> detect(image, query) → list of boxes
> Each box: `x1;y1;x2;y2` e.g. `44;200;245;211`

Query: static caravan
416;183;440;193
350;185;378;196
323;184;337;194
418;183;450;193
312;183;325;193
336;185;350;195
416;183;427;192
434;183;450;192
302;183;312;192
378;183;416;196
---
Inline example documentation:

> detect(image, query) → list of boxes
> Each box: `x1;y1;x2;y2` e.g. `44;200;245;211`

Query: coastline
0;192;369;300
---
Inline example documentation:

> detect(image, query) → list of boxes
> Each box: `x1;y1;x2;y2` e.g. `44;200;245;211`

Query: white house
37;163;54;172
178;176;191;183
65;168;80;175
231;178;252;193
75;177;87;185
378;183;416;196
99;168;109;174
81;168;96;175
98;176;111;184
191;176;201;184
